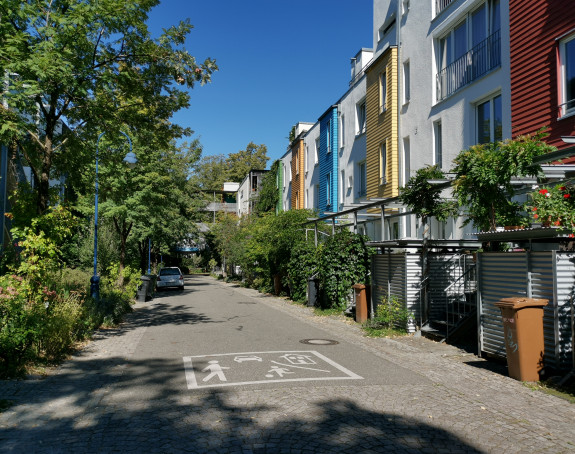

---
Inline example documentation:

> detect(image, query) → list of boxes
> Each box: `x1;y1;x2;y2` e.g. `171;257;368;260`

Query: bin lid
494;297;548;309
140;275;151;281
352;283;366;289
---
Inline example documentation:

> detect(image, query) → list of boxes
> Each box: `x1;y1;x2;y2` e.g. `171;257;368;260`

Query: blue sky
147;0;373;166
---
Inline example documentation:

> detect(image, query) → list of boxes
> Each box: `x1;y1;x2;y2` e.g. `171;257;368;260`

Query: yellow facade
290;138;305;209
365;47;398;202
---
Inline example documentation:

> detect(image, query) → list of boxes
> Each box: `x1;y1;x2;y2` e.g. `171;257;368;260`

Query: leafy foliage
226;142;269;183
452;130;554;232
0;0;217;213
254;160;280;215
399;165;458;223
362;295;411;336
286;240;318;303
317;230;375;309
527;184;575;233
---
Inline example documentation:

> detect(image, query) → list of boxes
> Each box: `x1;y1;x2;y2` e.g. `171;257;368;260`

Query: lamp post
91;131;136;301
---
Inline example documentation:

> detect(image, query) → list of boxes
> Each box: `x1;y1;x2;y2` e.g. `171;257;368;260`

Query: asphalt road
1;274;575;453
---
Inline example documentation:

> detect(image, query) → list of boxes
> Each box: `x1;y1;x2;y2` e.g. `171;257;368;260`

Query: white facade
279;149;292;212
372;0;510;240
338;48;373;212
303;122;320;211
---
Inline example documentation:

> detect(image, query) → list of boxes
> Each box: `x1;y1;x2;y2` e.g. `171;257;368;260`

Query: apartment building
509;0;575;157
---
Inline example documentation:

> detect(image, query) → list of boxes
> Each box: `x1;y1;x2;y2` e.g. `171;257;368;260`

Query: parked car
156;267;185;290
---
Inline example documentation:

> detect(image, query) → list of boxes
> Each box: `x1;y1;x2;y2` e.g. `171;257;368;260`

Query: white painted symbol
271;360;330;373
265;366;294;378
279;354;316;365
202;360;230;382
234;355;262;363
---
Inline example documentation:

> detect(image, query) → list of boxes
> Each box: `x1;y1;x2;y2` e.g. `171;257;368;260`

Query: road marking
182;350;363;390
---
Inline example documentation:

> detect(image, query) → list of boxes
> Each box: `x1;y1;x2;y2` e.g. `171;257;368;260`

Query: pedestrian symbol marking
183;350;363;390
265;366;294;378
201;360;229;383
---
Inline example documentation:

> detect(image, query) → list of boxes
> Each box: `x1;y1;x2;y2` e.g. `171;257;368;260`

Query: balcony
205;202;237;213
436;30;501;102
435;0;455;16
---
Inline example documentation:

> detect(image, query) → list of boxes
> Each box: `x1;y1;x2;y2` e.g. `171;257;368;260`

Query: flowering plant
527;184;575;233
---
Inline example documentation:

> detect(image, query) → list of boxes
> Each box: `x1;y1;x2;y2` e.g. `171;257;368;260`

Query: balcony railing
436;30;501;102
436;0;455;15
205;202;237;213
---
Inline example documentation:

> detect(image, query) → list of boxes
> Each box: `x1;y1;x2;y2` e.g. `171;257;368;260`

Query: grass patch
362;326;408;338
0;399;14;413
525;376;575;403
313;307;345;317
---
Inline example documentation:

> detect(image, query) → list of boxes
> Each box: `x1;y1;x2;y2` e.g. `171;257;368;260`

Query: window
436;0;501;101
379;143;387;185
306;189;309;208
314;138;319;164
358;161;367;197
340;170;345;204
314;184;320;209
402;0;410;15
327;120;331;153
559;33;575;116
340;114;345;148
295;153;299;175
357;100;366;134
434;121;442;168
305;145;309;173
476;94;502;143
380;73;387;112
403;137;411;187
403;61;410;103
326;173;331;206
283;164;286;188
288;161;292;181
378;19;396;42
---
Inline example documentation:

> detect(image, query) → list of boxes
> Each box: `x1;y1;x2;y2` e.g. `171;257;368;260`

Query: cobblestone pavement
1;277;575;453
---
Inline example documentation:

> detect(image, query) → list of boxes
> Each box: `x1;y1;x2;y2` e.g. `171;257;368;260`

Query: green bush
364;295;411;331
317;230;374;309
286;241;317;303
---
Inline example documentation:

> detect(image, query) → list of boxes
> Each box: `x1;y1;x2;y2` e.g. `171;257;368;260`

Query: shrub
286;241;318;303
363;295;411;334
317;230;374;309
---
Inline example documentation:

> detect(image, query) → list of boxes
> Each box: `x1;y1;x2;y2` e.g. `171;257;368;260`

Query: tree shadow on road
0;351;483;453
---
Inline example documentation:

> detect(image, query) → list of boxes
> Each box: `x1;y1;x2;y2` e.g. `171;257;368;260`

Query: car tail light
157;276;161;281
180;275;183;279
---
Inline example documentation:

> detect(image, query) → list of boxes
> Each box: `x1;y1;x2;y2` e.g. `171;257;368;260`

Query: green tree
0;0;217;213
452;130;554;232
226;142;269;183
254;160;280;215
190;154;229;190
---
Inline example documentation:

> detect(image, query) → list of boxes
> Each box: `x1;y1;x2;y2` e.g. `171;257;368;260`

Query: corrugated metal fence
478;251;575;371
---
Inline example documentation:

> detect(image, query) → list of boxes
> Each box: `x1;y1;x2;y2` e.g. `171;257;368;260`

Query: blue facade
319;107;338;216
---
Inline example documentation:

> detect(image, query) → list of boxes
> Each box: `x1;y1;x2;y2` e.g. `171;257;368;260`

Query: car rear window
160;268;180;276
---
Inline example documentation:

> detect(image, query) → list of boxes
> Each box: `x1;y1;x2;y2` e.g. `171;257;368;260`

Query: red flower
534;214;539;219
554;220;562;226
532;207;537;211
559;186;566;191
564;194;571;199
539;189;549;195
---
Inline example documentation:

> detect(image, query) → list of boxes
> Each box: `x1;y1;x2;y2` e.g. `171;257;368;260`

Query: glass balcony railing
436;30;501;102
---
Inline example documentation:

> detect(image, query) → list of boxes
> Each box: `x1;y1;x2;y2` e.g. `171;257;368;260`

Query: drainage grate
299;339;339;345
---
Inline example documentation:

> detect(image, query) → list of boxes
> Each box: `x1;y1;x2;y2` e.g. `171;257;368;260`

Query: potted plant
526;184;575;233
